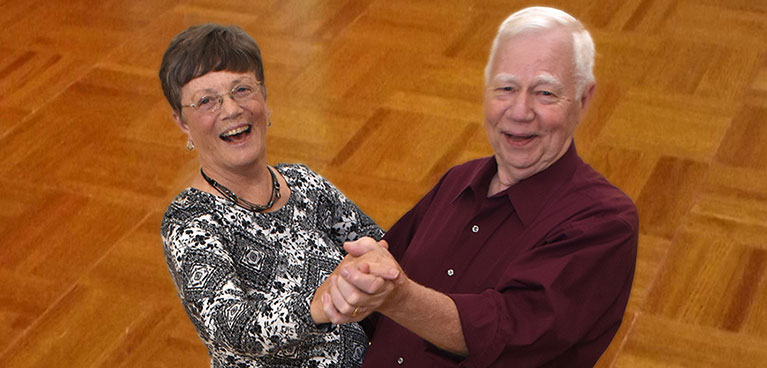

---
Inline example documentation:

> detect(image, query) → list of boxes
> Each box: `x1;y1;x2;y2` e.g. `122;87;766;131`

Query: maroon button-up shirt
364;143;638;367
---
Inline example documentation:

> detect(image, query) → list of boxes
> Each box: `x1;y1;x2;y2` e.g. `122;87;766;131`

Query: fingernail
340;268;350;278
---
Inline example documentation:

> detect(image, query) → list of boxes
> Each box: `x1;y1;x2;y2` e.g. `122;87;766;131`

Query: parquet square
0;269;67;350
0;48;92;114
0;284;162;368
635;156;708;239
668;2;767;47
614;314;767;367
264;94;378;167
330;108;475;183
597;91;731;162
691;161;767;244
644;226;767;337
578;143;658;201
715;105;767;170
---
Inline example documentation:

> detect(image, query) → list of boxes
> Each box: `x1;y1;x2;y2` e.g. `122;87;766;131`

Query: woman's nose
217;93;243;116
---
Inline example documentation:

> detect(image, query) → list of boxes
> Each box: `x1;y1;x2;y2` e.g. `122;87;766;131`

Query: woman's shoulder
161;188;222;233
275;163;320;177
275;163;331;190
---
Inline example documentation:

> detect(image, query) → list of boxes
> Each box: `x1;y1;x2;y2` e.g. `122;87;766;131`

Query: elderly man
318;6;638;367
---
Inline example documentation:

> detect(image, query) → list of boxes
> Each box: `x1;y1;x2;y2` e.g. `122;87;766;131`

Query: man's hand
321;237;406;323
311;237;400;324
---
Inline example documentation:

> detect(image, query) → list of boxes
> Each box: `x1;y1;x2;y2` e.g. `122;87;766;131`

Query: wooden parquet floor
1;0;766;366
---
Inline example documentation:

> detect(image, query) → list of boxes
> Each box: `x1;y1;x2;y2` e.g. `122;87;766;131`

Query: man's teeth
507;133;533;138
221;126;249;137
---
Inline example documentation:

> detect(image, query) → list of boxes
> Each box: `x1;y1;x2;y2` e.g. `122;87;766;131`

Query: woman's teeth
220;125;250;139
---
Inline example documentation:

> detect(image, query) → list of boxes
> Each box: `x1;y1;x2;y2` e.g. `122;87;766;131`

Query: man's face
484;28;593;183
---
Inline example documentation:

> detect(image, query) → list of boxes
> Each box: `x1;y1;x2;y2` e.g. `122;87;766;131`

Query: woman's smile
220;124;253;143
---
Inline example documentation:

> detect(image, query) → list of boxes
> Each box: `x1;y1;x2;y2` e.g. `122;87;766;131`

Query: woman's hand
310;237;400;324
321;237;407;323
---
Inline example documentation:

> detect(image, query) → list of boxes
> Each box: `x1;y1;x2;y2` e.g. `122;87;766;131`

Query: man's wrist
378;274;413;316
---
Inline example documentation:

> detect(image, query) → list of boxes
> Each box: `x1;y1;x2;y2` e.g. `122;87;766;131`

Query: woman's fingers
322;293;351;325
328;275;357;315
343;237;379;257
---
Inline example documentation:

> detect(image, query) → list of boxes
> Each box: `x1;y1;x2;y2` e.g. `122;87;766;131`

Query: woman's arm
163;221;333;356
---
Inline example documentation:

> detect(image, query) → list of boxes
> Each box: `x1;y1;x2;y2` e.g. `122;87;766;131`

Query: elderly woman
158;24;384;367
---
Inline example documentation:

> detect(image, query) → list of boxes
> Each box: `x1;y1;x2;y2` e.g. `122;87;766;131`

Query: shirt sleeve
162;220;330;357
448;209;638;367
382;174;446;260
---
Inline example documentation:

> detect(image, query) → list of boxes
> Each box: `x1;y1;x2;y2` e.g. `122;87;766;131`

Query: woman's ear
172;110;189;134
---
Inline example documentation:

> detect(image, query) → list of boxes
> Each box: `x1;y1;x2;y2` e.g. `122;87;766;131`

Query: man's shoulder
555;162;639;226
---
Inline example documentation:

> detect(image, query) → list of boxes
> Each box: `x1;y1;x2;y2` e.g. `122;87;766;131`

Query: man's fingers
339;266;388;294
366;263;400;280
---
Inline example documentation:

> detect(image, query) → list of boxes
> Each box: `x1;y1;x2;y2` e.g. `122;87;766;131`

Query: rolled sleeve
447;214;637;367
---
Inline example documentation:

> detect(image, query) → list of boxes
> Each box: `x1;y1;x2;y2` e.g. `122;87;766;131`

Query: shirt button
447;269;455;276
472;225;479;233
397;357;404;364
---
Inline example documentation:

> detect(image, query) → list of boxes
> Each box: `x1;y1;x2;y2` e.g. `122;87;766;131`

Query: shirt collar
454;143;581;227
507;143;580;226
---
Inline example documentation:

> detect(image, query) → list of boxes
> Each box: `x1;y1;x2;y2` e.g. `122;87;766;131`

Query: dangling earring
186;139;195;151
267;118;272;128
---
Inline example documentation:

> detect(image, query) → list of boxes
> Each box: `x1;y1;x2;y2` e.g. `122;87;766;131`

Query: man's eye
538;90;558;98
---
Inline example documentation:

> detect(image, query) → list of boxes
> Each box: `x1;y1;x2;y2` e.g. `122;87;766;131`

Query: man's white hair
485;7;595;97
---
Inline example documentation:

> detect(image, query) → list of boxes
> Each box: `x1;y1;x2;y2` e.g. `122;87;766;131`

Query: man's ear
580;83;596;112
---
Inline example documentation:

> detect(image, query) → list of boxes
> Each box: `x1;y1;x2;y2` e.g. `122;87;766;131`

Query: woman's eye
198;96;213;106
233;86;253;96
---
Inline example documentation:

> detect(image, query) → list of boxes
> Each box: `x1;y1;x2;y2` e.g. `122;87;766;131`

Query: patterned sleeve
307;167;384;244
162;217;328;357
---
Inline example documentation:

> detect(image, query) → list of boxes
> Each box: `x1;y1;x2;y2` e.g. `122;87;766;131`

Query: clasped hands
317;236;405;325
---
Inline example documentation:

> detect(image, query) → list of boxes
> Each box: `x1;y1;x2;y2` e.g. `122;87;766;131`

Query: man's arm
323;238;469;356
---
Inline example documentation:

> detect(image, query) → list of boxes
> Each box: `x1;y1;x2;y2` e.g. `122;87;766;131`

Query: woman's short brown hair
159;24;265;113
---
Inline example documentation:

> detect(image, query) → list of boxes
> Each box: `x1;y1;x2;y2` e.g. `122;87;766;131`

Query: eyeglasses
181;81;263;113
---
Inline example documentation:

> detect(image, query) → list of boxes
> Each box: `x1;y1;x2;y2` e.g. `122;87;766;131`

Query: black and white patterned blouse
161;164;383;368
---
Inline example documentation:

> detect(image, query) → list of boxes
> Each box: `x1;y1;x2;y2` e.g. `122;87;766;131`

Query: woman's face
173;70;269;176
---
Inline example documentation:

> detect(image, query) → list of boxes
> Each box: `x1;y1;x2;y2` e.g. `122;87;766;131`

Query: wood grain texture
2;0;767;366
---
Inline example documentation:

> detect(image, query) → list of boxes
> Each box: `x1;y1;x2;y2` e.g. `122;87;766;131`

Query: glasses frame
181;81;263;113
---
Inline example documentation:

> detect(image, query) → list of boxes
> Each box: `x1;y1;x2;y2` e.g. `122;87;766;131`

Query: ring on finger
352;306;360;317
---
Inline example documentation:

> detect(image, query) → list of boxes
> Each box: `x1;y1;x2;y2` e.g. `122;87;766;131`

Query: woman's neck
196;162;276;206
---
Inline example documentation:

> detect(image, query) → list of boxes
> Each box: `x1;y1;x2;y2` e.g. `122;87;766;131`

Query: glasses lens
196;95;221;112
231;85;256;100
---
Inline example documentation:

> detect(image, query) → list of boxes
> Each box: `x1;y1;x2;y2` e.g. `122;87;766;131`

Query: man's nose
506;92;534;121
